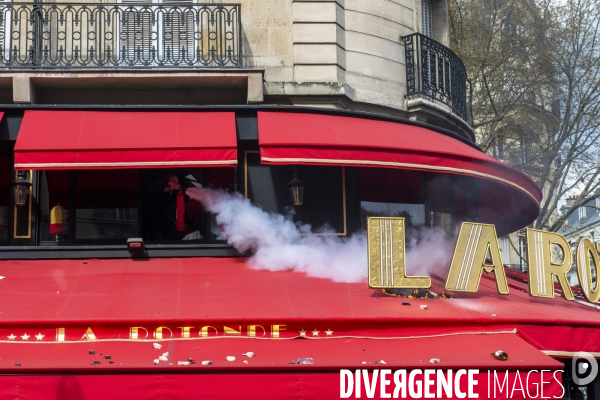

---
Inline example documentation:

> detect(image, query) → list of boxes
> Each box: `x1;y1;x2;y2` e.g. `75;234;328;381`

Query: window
359;168;459;239
360;168;425;236
422;0;433;38
141;168;234;241
245;152;346;235
119;0;196;66
76;170;139;241
39;168;234;244
362;202;425;229
579;206;587;220
39;170;71;242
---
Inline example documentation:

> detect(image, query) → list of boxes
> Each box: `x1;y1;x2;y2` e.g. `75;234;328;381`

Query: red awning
0;332;561;372
257;111;543;235
0;371;564;399
0;257;599;354
14;111;237;170
0;257;573;398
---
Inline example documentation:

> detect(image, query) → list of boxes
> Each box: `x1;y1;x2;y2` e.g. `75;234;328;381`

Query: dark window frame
37;168;236;246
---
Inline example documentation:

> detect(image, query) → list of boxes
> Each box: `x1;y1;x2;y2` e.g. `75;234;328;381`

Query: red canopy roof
0;257;597;355
258;111;543;235
0;257;574;398
14;111;237;170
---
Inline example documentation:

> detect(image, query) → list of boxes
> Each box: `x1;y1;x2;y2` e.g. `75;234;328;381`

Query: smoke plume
186;188;453;283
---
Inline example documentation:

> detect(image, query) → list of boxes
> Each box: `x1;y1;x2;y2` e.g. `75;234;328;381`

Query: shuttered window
118;0;195;66
422;0;433;38
119;0;154;65
160;0;195;65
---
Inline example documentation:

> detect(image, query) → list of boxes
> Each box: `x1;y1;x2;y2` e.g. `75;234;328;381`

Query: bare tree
450;0;600;232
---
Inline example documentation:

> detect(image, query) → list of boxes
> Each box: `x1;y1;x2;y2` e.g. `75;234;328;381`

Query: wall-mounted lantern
287;168;305;206
12;170;31;207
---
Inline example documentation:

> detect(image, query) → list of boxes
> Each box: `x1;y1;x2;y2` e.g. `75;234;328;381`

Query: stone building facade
0;0;470;138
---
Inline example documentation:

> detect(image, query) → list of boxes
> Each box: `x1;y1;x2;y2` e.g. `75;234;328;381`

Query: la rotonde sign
367;218;600;304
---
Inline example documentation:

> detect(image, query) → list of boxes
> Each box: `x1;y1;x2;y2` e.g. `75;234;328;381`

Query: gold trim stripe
261;156;540;206
15;160;238;168
543;351;600;358
0;329;518;344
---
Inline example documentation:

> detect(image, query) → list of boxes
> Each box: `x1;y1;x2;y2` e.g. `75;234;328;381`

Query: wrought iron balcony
402;33;467;122
0;3;241;69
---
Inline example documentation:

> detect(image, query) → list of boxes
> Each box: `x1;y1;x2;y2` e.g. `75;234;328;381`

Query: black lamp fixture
12;170;31;207
287;167;305;206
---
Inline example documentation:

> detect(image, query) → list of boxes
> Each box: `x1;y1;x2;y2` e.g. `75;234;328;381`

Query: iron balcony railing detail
402;33;467;122
0;3;241;69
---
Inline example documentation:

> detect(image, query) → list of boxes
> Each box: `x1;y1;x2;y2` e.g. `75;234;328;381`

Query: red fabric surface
0;257;598;355
0;371;563;400
14;111;237;169
0;333;561;372
258;111;542;234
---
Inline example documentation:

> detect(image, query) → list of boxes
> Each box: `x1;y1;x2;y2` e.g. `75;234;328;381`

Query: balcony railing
402;33;467;122
0;3;241;69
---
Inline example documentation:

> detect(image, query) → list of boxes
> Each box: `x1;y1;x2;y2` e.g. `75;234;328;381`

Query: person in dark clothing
142;173;205;241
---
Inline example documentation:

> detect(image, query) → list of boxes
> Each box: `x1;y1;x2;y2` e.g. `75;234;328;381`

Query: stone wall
0;0;462;130
242;0;449;115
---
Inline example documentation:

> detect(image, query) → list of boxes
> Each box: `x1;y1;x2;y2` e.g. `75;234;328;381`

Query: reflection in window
429;211;453;236
40;171;71;242
76;170;139;241
40;168;234;243
361;201;425;228
245;153;346;234
359;169;457;238
0;156;10;242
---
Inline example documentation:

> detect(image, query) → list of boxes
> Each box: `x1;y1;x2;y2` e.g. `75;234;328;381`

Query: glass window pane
140;168;234;242
75;170;139;241
245;153;345;234
39;170;70;242
361;201;425;229
0;156;10;242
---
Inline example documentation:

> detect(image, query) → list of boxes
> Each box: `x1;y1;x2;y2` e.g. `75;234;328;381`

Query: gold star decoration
21;333;30;340
35;333;45;341
312;330;320;336
7;334;16;340
299;329;307;338
325;329;333;336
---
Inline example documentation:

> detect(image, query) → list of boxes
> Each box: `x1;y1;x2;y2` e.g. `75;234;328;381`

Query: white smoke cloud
406;228;455;278
186;187;453;283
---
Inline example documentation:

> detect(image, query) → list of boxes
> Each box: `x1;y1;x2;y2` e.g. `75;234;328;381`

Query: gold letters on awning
367;217;431;289
366;219;599;303
445;223;509;294
576;238;600;303
526;229;574;300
